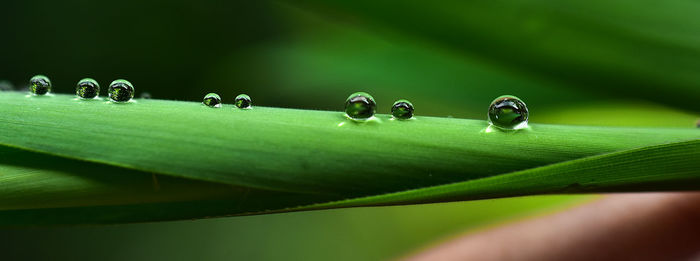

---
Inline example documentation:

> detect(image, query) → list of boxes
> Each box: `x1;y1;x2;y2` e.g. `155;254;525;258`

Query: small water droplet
140;92;152;99
203;93;222;108
29;75;51;95
344;92;376;120
488;95;529;130
0;80;14;91
76;78;100;99
234;94;252;109
108;79;134;102
696;119;700;128
391;99;414;120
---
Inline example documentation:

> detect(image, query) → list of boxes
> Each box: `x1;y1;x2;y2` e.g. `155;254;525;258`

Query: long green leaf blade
1;92;698;194
0;140;696;225
298;139;700;211
0;92;698;225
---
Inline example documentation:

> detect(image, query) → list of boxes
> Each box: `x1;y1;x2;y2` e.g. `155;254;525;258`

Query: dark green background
1;0;698;260
3;0;700;116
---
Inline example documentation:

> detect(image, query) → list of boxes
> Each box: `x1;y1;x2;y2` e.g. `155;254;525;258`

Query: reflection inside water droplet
391;99;414;120
108;79;134;103
29;75;51;95
76;78;100;99
344;92;376;121
234;94;252;109
203;93;222;108
488;95;529;130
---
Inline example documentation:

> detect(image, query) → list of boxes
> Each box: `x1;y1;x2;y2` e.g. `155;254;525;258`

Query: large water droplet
108;79;134;102
76;78;100;99
0;80;14;91
203;93;222;108
391;99;414;120
488;95;529;130
29;75;51;95
345;92;376;120
234;94;252;109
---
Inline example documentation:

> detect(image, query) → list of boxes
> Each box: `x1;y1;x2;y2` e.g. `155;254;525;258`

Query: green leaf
215;5;601;118
283;0;700;111
0;92;697;225
298;139;700;211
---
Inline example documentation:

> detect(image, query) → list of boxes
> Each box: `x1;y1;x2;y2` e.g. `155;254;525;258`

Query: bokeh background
1;0;699;260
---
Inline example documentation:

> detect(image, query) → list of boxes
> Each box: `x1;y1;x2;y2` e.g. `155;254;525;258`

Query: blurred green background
1;0;698;260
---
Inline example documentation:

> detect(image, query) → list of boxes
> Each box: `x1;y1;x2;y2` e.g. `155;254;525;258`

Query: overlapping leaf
0;92;697;225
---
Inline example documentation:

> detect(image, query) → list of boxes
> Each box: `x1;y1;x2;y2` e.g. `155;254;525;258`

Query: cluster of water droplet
201;93;252;109
341;92;531;130
7;75;700;130
12;75;536;130
344;92;415;121
23;75;136;103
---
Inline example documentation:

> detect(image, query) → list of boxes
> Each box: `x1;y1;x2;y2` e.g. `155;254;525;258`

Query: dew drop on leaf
203;93;222;108
391;99;414;120
234;94;252;109
344;92;376;120
108;79;134;102
29;75;51;95
76;78;100;99
140;92;152;99
488;95;529;130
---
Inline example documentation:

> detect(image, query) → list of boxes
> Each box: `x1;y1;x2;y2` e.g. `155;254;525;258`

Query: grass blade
298;139;700;211
0;92;697;224
286;0;700;111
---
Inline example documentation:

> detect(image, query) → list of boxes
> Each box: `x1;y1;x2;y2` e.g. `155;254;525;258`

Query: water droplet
203;93;222;108
108;79;134;102
391;99;414;120
76;78;100;99
696;119;700;128
344;92;376;120
29;75;51;95
488;95;529;130
140;92;152;99
0;80;14;91
234;94;252;109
